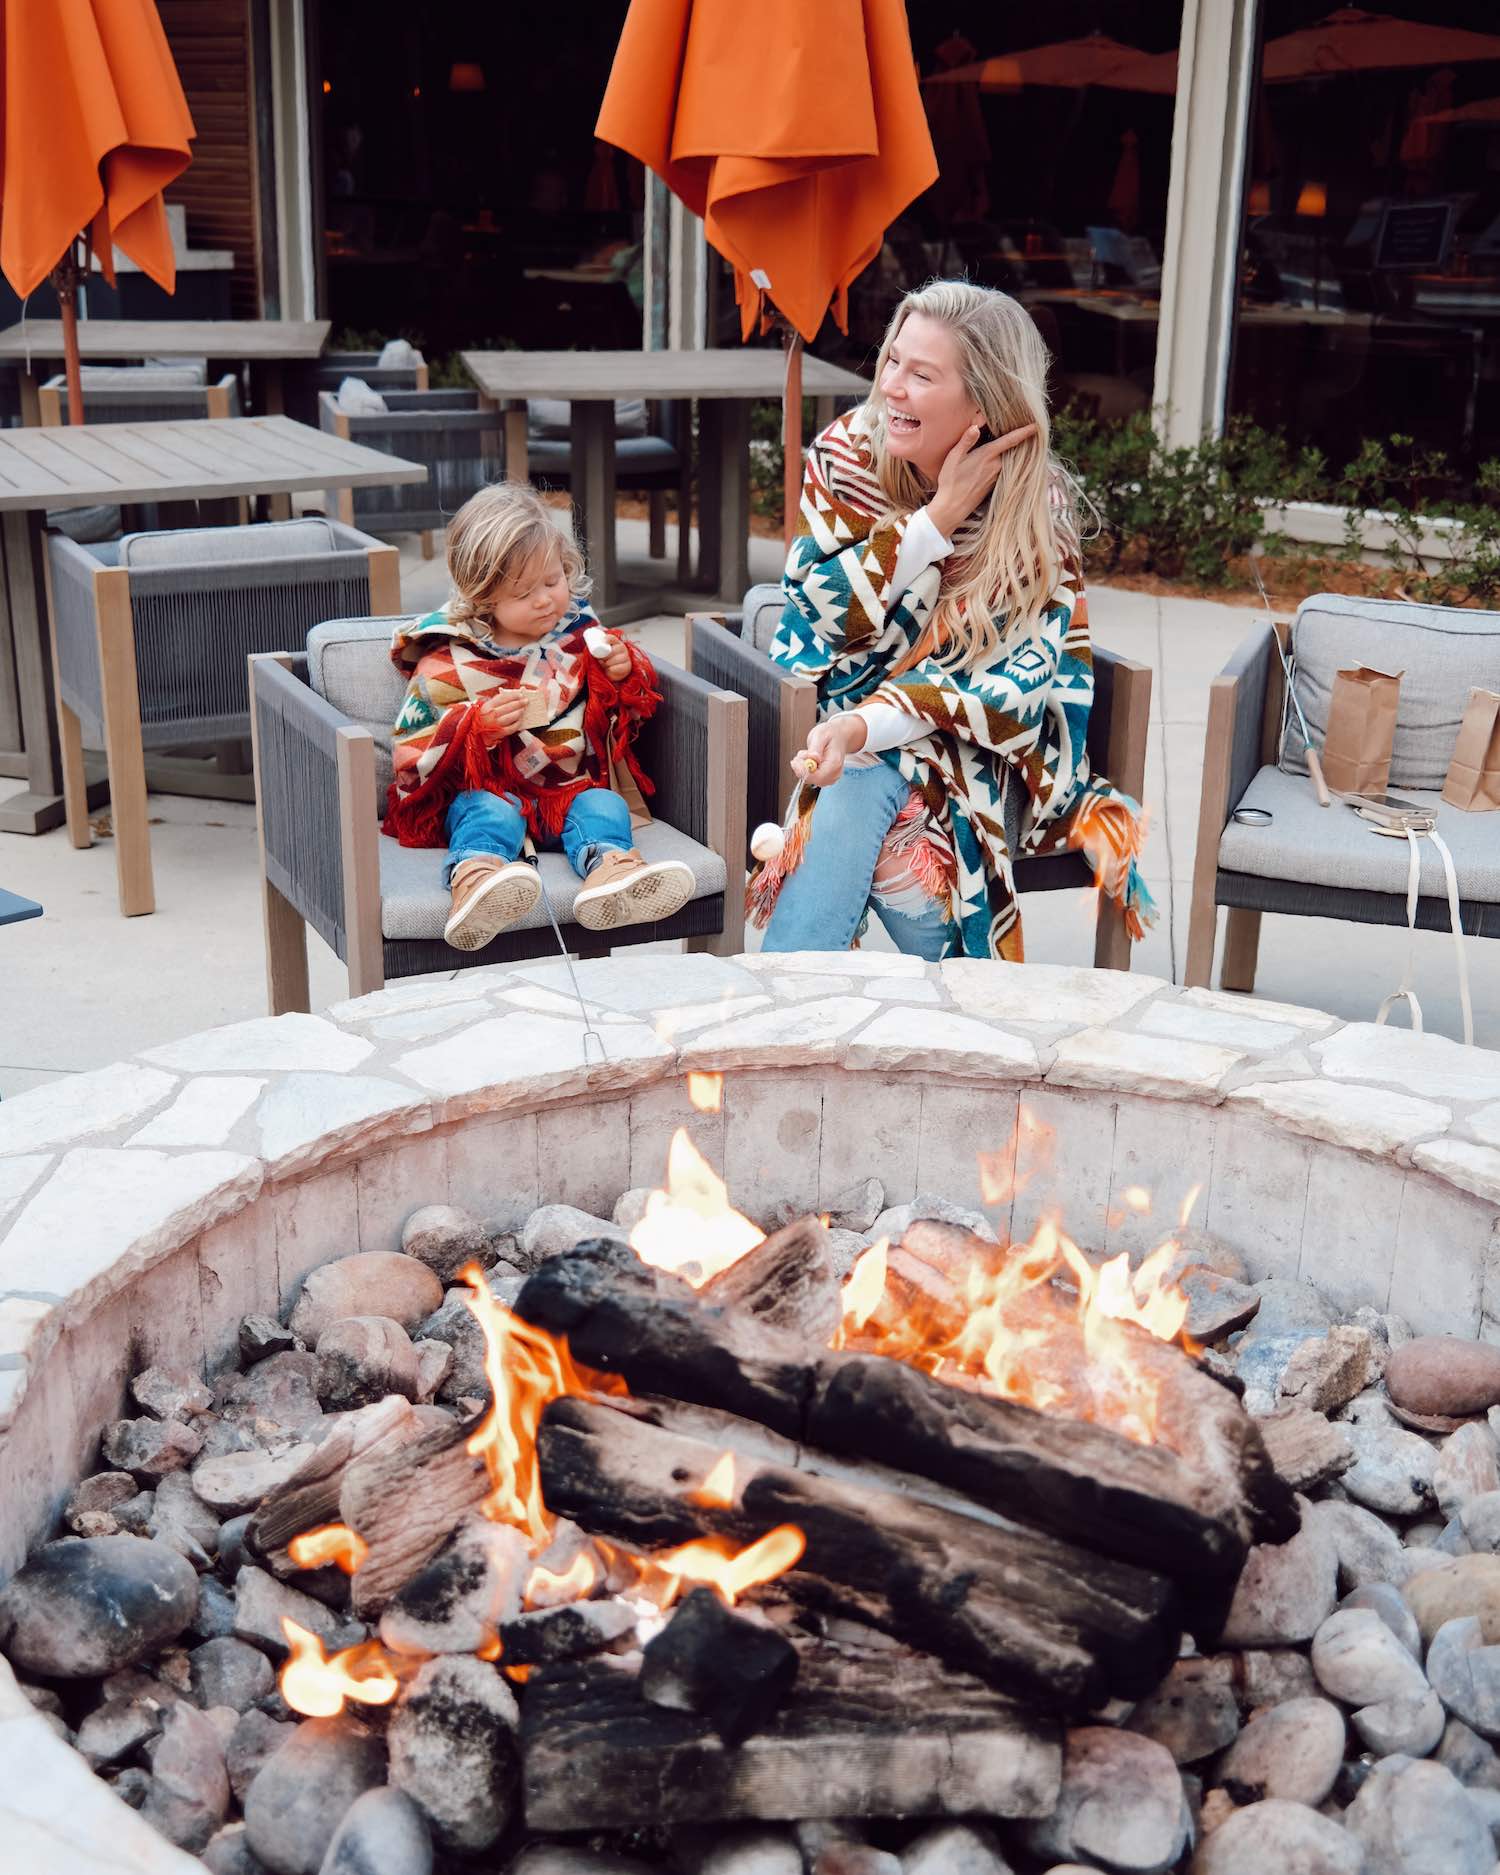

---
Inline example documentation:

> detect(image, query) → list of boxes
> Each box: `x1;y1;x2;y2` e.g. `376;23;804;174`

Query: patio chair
45;519;400;919
518;398;691;574
1186;594;1500;993
312;350;430;395
39;367;240;425
688;583;1154;970
318;388;504;561
248;619;748;1014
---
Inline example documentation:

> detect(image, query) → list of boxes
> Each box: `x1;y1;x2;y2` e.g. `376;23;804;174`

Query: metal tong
1250;561;1330;808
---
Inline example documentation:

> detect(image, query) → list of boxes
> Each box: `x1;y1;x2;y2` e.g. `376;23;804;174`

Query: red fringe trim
746;787;816;926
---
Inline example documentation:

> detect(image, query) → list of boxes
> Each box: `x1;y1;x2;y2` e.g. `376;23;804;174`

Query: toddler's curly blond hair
445;482;590;631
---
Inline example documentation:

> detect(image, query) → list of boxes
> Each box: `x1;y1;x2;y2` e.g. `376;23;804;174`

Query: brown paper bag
1321;664;1402;797
1442;688;1500;812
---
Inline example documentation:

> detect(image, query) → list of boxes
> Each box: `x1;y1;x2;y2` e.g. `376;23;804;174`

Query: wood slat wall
159;0;263;317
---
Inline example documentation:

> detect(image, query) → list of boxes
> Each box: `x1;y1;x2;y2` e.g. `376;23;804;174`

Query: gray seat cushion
741;582;786;654
1282;593;1500;791
121;518;341;568
75;365;204;389
527;398;648;438
1219;765;1500;903
305;616;412;800
526;436;679;476
378;819;727;940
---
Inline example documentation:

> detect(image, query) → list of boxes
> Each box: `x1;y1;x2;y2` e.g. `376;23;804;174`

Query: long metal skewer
1250;560;1331;808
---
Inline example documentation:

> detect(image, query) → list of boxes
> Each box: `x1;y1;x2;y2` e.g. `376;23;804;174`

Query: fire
460;1264;619;1547
525;1551;599;1608
687;1071;724;1113
646;1525;807;1608
279;1619;400;1718
691;1452;738;1508
287;1523;368;1575
837;1237;889;1337
628;1128;764;1286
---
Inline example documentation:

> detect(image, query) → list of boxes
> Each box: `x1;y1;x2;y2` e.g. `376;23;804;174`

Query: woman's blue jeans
761;761;954;960
443;788;631;886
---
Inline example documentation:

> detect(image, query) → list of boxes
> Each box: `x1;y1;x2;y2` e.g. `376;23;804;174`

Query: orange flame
628;1128;764;1286
691;1452;738;1508
648;1525;806;1608
836;1237;888;1339
687;1072;724;1113
287;1523;369;1575
460;1263;620;1548
279;1619;400;1717
525;1551;599;1609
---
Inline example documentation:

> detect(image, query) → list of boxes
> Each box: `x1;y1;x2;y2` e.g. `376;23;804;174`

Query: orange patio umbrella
1262;8;1500;82
924;33;1178;96
0;0;195;424
597;0;937;541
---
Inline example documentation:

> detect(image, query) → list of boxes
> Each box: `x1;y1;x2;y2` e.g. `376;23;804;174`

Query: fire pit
2;952;1499;1874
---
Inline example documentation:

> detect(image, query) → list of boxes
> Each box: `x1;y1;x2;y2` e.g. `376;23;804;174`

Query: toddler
383;483;694;951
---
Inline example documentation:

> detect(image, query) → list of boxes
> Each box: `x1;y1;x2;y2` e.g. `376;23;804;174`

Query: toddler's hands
790;713;868;788
604;638;634;681
477;689;531;740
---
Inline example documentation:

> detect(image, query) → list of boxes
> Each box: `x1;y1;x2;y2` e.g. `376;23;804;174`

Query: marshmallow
750;822;786;862
583;626;612;658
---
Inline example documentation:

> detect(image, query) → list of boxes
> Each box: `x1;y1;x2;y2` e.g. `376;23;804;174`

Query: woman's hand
477;689;532;740
927;421;1038;537
790;713;868;788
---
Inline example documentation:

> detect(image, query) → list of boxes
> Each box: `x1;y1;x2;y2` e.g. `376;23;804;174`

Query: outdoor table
460;348;871;623
0;319;332;422
0;414;425;835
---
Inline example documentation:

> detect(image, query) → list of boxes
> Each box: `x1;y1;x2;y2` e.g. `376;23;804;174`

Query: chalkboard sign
1375;200;1456;270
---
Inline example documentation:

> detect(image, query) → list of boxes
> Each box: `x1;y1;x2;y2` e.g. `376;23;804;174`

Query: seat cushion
1218;765;1500;902
741;582;786;654
120;518;341;568
1282;593;1500;791
75;365;203;389
378;819;727;940
305;616;411;799
527;398;649;438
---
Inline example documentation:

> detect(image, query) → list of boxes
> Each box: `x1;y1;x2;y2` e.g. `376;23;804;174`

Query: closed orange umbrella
0;0;194;421
598;0;936;539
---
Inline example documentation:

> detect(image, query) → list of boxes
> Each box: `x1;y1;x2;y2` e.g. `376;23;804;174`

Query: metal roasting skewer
1250;559;1331;808
534;870;610;1073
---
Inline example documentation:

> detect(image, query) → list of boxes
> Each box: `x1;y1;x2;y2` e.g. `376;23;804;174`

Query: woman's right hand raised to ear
927;422;1037;538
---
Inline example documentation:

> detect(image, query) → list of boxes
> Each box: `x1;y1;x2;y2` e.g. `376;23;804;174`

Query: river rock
1306;1500;1420;1591
1388;1338;1500;1418
1222;1499;1338;1646
318;1785;434;1875
1344;1754;1494;1875
1426;1615;1500;1736
814;1852;901;1875
1126;1657;1240;1764
216;1351;324;1439
194;1444;321;1515
244;1715;387;1875
102;1414;204;1481
1435;1423;1500;1518
141;1699;230;1852
1022;1727;1190;1873
871;1194;999;1245
1219;1697;1346;1806
682;1825;802;1874
612;1187;652;1231
1341;1425;1439;1516
1176;1267;1261;1344
1352;1687;1446;1757
415;1290;488;1402
232;1564;365;1658
0;1534;198;1676
1277;1326;1378;1416
1232;1281;1339;1410
289;1253;442;1341
825;1178;884;1234
64;1471;139;1530
240;1315;301;1362
401;1203;491;1283
1337;1582;1422;1659
132;1364;214;1421
900;1822;1011;1874
1459;1491;1500;1555
412;1338;453;1403
387;1655;520;1852
201;1823;266;1875
379;1518;530;1656
1190;1799;1362;1875
314;1316;422;1410
189;1636;276;1712
147;1468;221;1561
76;1691;171;1767
1405;1554;1500;1645
227;1708;294;1804
1436;1716;1500;1790
520;1204;626;1264
1312;1607;1429;1705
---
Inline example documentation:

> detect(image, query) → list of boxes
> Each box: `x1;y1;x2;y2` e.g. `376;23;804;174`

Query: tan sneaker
573;847;695;932
443;858;541;951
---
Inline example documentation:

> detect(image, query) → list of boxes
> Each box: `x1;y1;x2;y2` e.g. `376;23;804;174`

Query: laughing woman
752;279;1155;962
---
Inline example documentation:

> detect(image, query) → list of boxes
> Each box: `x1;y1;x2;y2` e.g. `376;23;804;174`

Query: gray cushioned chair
688;583;1154;970
313;350;429;395
40;367;240;426
512;398;691;574
249;619;747;1013
317;389;504;560
46;519;400;919
1186;593;1500;992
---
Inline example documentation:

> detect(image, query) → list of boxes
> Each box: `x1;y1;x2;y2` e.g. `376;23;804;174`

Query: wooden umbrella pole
51;240;86;426
782;324;803;549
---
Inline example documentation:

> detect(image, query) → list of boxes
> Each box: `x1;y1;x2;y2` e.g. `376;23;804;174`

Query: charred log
699;1216;840;1344
339;1415;489;1617
640;1588;799;1744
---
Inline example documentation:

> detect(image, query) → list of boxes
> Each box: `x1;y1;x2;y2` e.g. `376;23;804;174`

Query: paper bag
1442;688;1500;812
1321;664;1402;798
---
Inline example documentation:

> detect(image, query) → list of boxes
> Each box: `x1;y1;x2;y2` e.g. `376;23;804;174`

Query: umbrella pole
50;241;86;426
782;327;803;548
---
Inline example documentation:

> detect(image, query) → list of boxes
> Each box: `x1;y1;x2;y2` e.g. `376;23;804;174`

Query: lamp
449;61;486;93
1246;180;1271;218
1296;181;1327;312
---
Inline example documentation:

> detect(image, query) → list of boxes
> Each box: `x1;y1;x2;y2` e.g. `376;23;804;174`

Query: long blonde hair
444;481;590;632
867;280;1082;670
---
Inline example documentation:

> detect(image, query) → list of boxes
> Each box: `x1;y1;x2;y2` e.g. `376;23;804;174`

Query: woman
752;279;1154;962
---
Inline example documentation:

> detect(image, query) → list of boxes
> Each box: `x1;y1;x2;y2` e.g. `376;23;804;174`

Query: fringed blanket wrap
382;601;660;849
749;410;1155;960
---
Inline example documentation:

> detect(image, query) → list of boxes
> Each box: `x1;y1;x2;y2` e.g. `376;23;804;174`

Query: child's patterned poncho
750;409;1156;961
383;600;660;849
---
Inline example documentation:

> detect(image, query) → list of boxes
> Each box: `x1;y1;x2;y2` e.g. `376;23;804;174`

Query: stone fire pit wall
3;953;1500;1863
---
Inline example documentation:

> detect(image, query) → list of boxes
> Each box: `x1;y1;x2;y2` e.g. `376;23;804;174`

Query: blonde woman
753;279;1154;961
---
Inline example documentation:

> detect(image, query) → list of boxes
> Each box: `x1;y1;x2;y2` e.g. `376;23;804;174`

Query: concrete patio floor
3;517;1494;1099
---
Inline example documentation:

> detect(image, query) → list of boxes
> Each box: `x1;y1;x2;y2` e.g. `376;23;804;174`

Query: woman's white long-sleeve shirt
844;506;953;766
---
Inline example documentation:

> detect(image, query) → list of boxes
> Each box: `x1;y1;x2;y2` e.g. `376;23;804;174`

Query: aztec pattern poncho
383;599;660;849
749;409;1155;961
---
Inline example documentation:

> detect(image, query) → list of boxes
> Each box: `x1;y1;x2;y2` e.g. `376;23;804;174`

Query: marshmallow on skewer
583;626;613;658
750;822;786;862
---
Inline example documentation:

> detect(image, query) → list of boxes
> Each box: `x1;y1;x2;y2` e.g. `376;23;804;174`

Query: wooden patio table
0;414;425;835
460;348;871;624
0;319;331;423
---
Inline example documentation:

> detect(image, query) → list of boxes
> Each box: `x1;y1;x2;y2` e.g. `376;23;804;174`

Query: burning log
248;1395;420;1556
698;1215;840;1344
640;1587;800;1744
536;1396;1181;1712
521;1644;1062;1830
338;1415;489;1617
